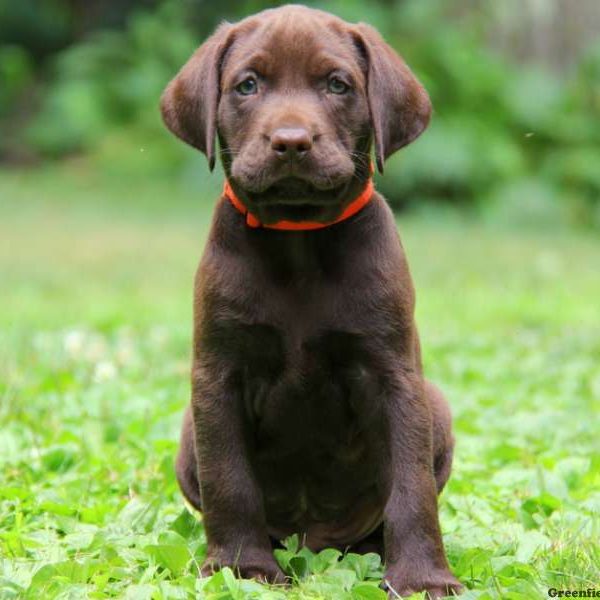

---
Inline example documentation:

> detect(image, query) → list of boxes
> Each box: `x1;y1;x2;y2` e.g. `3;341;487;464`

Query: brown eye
236;77;258;96
327;76;349;94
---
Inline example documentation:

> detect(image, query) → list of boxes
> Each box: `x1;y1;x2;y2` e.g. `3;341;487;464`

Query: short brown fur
162;5;462;598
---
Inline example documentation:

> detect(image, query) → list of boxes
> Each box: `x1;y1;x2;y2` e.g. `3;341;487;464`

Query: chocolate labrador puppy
161;5;462;598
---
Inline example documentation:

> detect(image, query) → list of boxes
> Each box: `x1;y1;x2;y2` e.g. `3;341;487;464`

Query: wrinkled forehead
222;8;365;85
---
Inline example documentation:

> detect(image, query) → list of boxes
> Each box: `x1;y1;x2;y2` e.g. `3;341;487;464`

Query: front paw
383;565;463;599
201;547;286;584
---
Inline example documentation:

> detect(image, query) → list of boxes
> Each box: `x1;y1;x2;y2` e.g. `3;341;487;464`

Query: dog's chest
205;259;399;449
242;322;383;426
220;311;388;472
231;320;387;539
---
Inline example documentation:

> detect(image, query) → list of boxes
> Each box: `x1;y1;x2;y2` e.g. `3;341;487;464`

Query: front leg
382;374;462;598
191;360;285;583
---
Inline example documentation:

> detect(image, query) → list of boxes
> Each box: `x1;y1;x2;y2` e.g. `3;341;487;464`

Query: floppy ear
351;24;432;173
160;23;235;170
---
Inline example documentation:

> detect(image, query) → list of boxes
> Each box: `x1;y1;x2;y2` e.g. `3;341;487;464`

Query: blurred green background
1;0;600;227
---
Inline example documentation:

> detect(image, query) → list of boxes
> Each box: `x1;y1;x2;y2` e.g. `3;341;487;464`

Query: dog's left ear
160;22;235;171
351;24;431;173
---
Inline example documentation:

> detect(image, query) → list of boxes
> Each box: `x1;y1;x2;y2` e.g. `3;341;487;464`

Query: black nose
270;128;312;158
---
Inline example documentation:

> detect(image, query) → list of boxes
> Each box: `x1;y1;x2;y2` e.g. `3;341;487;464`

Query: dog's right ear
160;23;235;171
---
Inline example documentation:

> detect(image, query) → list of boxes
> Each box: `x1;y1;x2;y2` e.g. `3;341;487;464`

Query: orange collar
223;178;374;231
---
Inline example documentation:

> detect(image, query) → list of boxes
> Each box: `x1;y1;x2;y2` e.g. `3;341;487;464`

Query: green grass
1;164;599;599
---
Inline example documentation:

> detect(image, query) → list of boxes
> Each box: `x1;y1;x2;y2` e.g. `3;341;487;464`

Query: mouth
251;177;343;206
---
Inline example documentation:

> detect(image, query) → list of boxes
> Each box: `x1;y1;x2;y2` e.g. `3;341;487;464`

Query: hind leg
175;405;203;511
425;380;455;494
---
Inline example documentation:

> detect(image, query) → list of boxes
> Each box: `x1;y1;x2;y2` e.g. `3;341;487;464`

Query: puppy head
161;6;431;223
